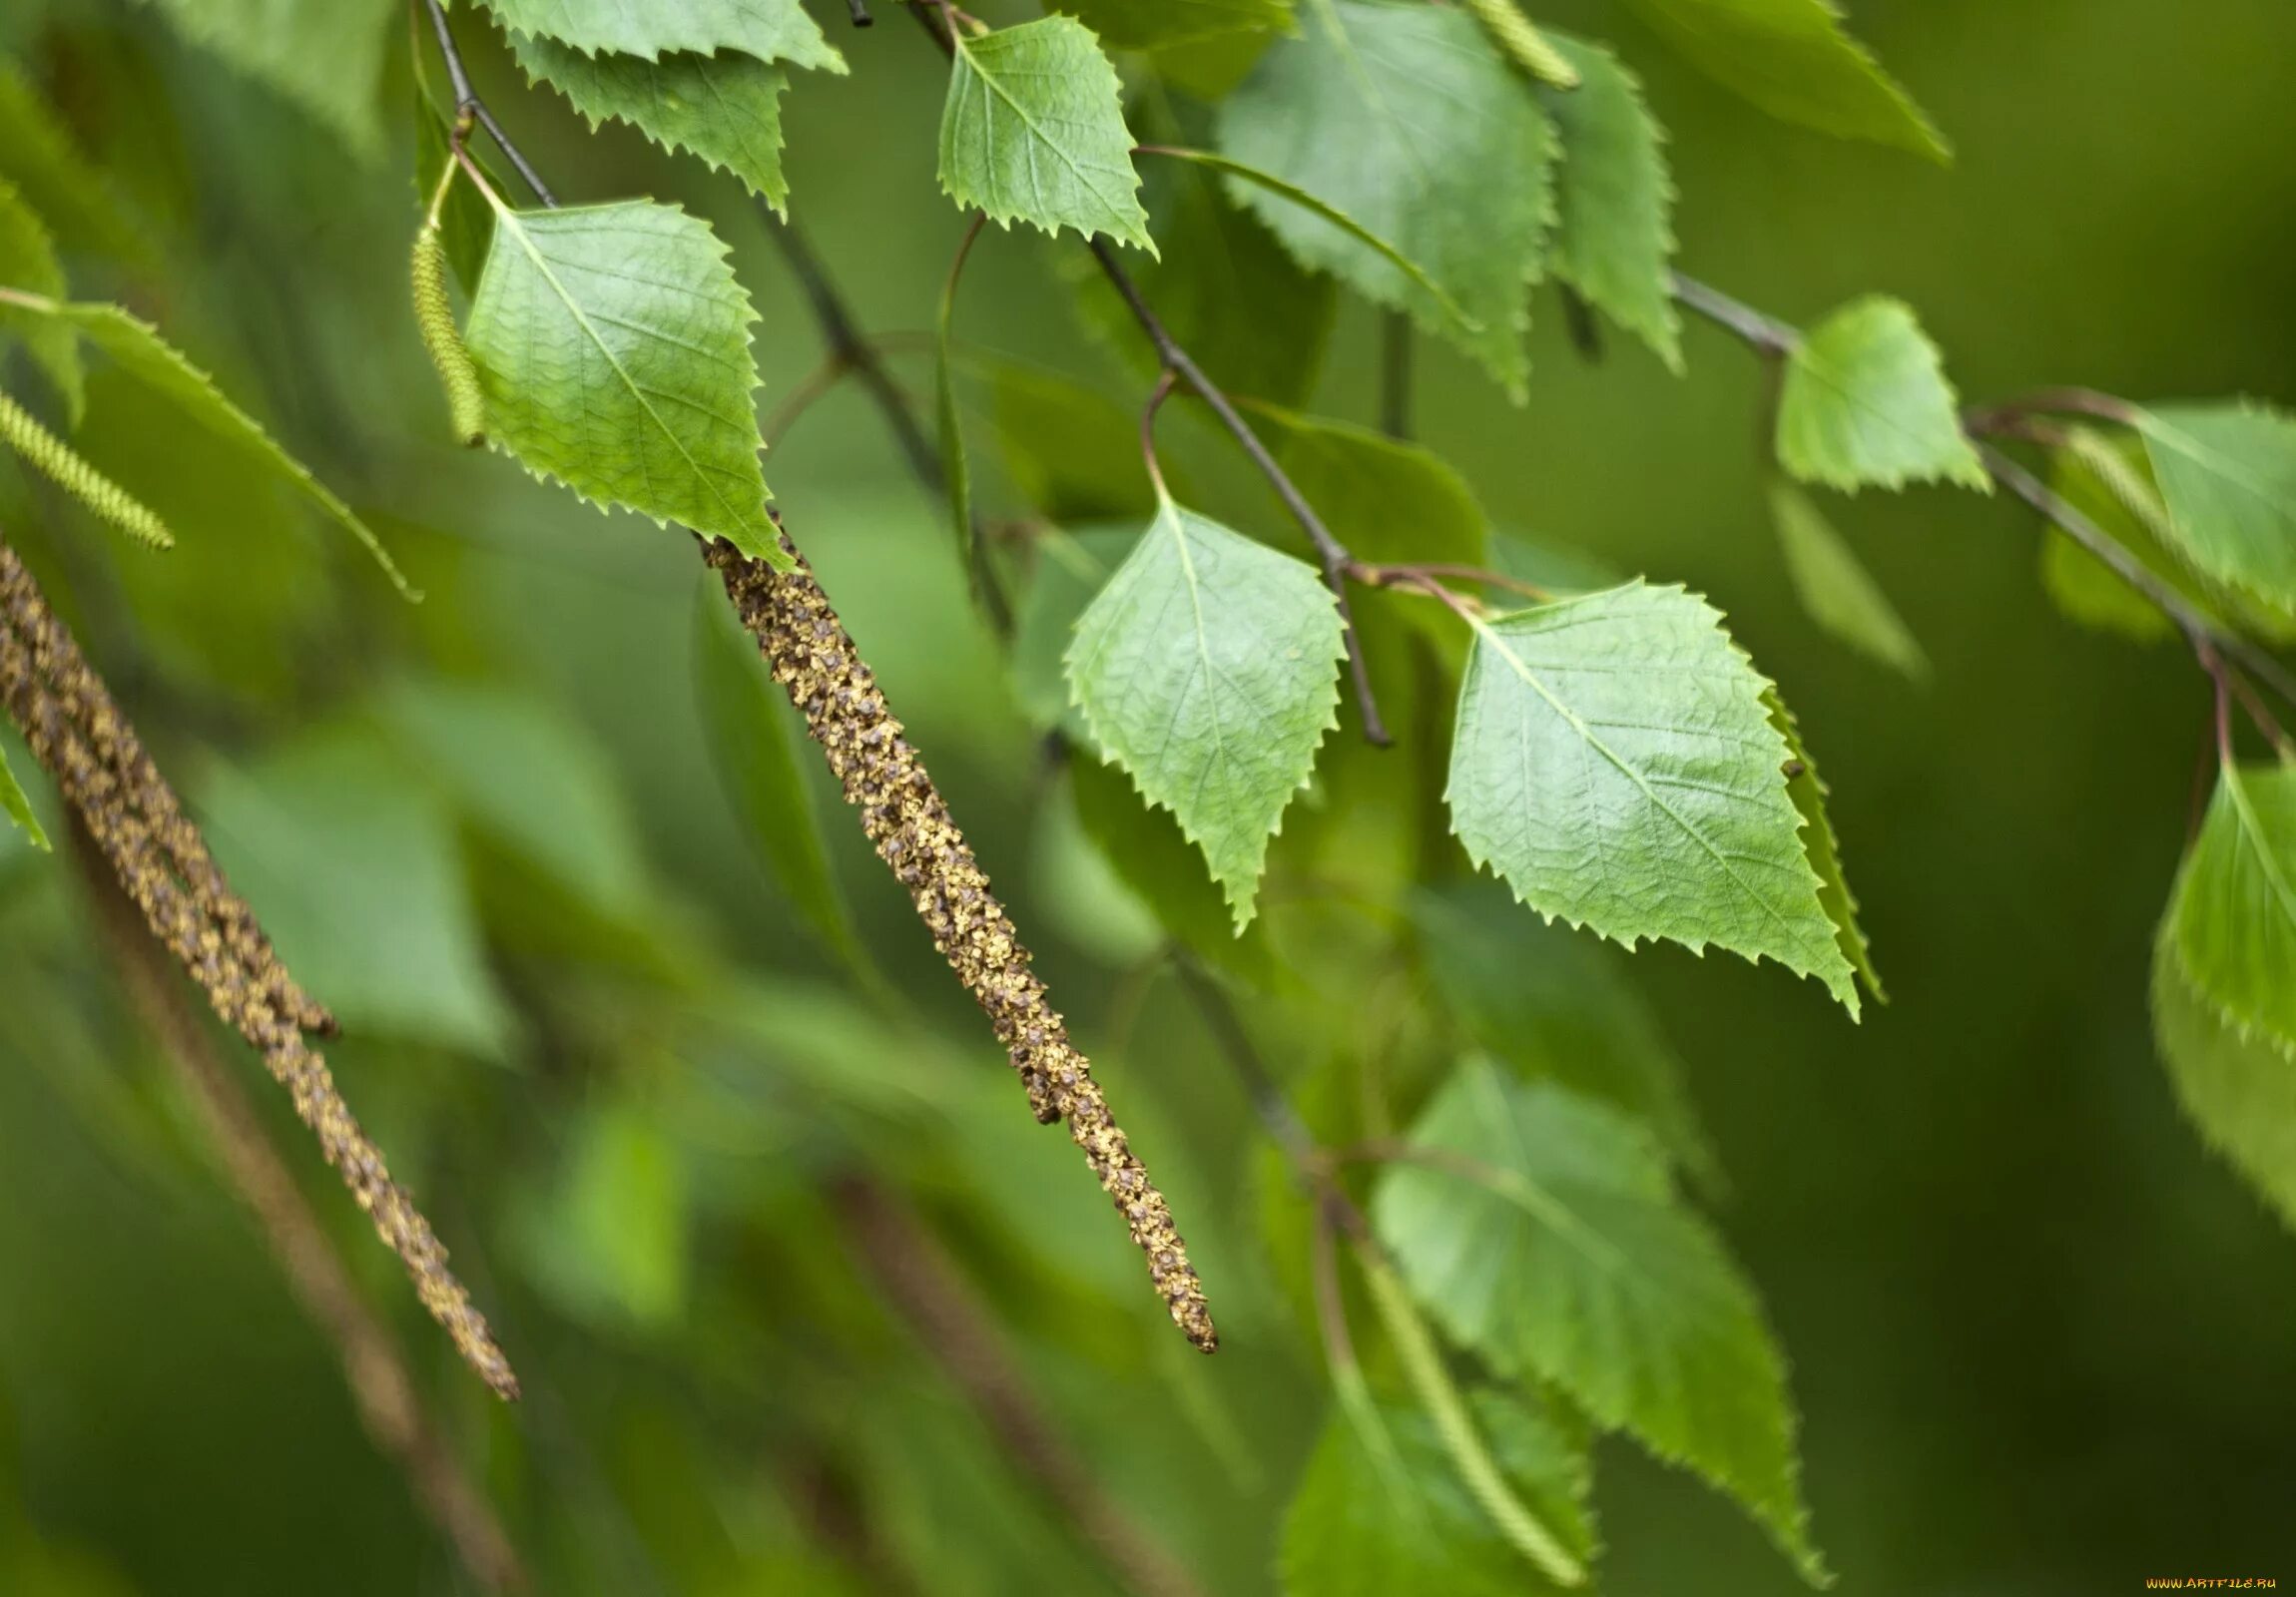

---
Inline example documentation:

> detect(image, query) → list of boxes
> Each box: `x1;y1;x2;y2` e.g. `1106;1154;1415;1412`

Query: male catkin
708;526;1218;1351
1462;0;1581;88
0;389;174;548
411;225;486;448
0;538;517;1399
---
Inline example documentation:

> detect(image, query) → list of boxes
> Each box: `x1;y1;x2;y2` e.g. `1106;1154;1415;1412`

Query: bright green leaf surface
1048;0;1292;51
1219;0;1557;397
1375;1060;1827;1583
2139;402;2296;616
1066;498;1345;927
473;0;840;69
1766;686;1881;1003
1771;480;1928;679
1541;36;1681;370
692;572;870;978
0;178;82;422
1613;0;1947;161
938;17;1153;252
2170;761;2296;1061
0;744;48;852
146;0;393;156
2153;925;2296;1235
1445;581;1857;1011
1777;296;1987;492
2;293;412;594
510;35;798;212
1280;1390;1593;1597
1415;879;1716;1182
464;199;779;562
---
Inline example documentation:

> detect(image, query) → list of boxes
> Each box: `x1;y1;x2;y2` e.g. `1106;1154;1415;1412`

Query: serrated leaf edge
1780;295;1990;495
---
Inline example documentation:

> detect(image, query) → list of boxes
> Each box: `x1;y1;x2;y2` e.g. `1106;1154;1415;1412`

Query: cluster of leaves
8;0;2296;1592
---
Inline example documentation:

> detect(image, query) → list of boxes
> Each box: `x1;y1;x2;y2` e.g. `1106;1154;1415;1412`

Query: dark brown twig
73;824;525;1591
421;0;556;206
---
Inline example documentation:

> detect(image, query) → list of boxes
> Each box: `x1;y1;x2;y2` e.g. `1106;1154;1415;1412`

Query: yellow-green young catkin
1462;0;1580;88
411;225;486;448
708;525;1219;1352
0;390;174;548
0;538;519;1401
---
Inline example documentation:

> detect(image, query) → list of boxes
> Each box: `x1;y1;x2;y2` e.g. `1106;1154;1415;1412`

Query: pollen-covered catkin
0;390;174;548
1461;0;1580;88
411;224;486;448
708;525;1218;1352
0;538;517;1399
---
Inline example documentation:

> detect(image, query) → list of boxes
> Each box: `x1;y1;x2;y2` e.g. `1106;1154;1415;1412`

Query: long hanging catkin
0;537;518;1399
708;523;1217;1352
411;224;486;449
0;390;175;548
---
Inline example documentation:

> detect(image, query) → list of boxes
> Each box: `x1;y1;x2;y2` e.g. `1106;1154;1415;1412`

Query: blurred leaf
2037;430;2188;644
1280;1390;1591;1597
2138;402;2296;617
938;17;1153;252
1614;0;1947;161
1540;36;1681;371
1009;525;1134;736
692;572;870;977
0;179;83;422
0;62;146;262
1033;769;1163;966
473;0;843;68
511;35;797;214
465;198;780;562
1069;154;1334;408
1046;0;1292;50
2169;760;2296;1062
1219;0;1555;397
518;1097;690;1331
1445;582;1858;1013
1414;879;1714;1182
413;98;498;295
2153;922;2296;1235
985;360;1166;521
1776;296;1986;492
938;225;976;591
1067;497;1345;927
0;744;47;851
1245;402;1488;569
1767;687;1882;1004
1069;753;1281;983
1375;1060;1826;1583
1490;527;1621;595
1770;480;1928;679
382;678;652;919
145;0;394;157
197;730;512;1055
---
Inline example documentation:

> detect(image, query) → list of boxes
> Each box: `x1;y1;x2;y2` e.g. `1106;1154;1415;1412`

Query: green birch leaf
2037;431;2183;645
0;745;49;852
145;0;395;157
0;293;413;594
1048;0;1292;51
1613;0;1947;161
2170;761;2296;1061
464;199;780;564
2137;402;2296;615
1218;0;1557;398
1245;403;1489;569
985;360;1172;522
1067;153;1335;408
1770;480;1928;679
1776;296;1987;493
1065;497;1345;927
2153;923;2296;1235
471;0;842;70
1280;1390;1593;1597
0;178;83;423
1445;581;1858;1013
1541;36;1681;371
0;63;147;263
1765;686;1882;1003
692;571;871;978
509;34;799;213
1414;879;1716;1184
1374;1059;1827;1584
937;16;1154;252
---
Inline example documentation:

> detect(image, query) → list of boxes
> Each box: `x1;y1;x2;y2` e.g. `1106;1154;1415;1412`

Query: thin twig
73;824;526;1592
420;0;556;205
1140;367;1178;502
1349;560;1549;605
1669;270;1798;357
834;1176;1208;1597
1089;240;1392;747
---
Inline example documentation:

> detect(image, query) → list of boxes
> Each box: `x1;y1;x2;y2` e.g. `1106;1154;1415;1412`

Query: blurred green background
1;0;2294;1592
